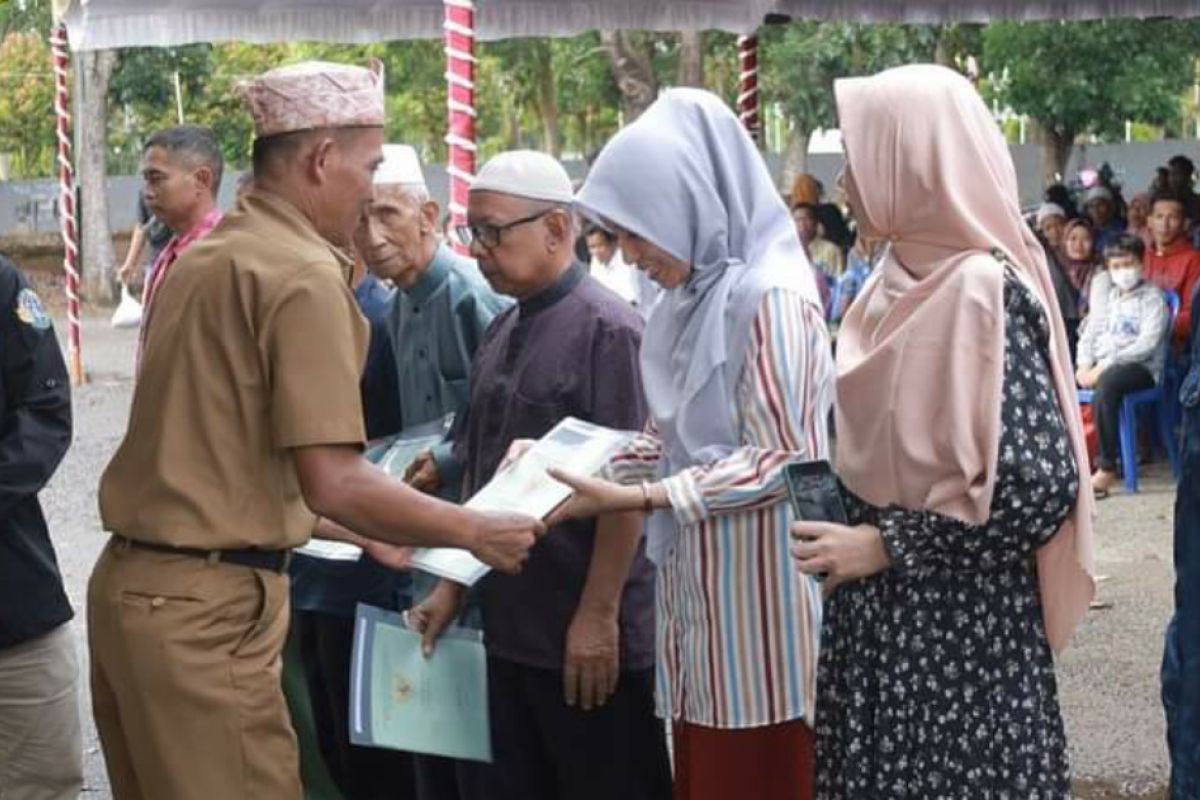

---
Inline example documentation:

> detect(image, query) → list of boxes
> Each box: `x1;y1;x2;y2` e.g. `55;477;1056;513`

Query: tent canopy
56;0;1200;51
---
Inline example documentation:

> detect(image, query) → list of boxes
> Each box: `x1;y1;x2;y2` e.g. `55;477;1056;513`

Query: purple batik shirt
455;262;656;672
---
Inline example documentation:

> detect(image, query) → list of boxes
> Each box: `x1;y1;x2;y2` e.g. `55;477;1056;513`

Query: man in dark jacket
0;254;81;798
1164;280;1200;800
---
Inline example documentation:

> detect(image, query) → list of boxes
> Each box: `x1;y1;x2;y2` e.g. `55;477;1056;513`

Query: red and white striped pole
736;34;762;147
50;24;84;385
444;0;476;253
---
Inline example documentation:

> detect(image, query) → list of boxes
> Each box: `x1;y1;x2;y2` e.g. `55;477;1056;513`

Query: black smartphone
783;460;848;526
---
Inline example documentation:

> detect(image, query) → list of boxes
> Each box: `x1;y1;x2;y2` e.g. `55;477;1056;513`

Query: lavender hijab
577;88;821;564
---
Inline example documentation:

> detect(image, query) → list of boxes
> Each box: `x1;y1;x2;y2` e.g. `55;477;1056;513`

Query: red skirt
672;719;815;800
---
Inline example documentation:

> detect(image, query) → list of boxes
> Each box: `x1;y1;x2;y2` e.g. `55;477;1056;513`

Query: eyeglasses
457;208;553;249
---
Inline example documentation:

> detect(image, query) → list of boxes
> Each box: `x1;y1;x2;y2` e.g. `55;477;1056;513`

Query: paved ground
38;310;1180;798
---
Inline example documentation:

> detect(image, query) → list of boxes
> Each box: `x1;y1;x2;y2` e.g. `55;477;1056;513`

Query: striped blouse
607;287;834;729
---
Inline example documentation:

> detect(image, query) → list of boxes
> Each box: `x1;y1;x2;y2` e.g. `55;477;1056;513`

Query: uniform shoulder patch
15;287;51;331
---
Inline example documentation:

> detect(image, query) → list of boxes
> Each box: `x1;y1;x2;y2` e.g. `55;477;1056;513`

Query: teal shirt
387;243;511;496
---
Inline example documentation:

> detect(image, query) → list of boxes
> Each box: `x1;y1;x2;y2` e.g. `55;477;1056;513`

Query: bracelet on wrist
639;481;655;513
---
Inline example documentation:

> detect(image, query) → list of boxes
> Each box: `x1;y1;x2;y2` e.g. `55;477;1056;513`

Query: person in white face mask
1076;233;1170;496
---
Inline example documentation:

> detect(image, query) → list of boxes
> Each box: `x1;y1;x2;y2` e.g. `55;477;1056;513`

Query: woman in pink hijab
790;64;1095;797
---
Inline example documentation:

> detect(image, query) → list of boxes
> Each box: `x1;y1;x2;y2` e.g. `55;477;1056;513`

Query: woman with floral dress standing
791;64;1097;798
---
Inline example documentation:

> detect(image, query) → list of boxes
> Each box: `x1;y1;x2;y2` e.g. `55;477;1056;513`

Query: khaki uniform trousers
88;539;300;800
0;623;83;800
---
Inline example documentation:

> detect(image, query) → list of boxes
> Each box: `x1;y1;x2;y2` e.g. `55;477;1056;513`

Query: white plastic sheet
57;0;1200;52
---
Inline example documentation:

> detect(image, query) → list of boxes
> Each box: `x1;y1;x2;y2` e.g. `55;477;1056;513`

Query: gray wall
5;139;1200;237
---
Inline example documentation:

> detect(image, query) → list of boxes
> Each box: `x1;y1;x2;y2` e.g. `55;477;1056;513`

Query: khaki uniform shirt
99;190;368;550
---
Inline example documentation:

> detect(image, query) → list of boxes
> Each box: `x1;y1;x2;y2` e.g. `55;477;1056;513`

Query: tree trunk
677;31;704;87
933;25;955;67
505;97;521;149
79;48;118;304
1038;123;1075;188
600;31;657;122
576;111;592;161
534;46;560;158
779;127;810;197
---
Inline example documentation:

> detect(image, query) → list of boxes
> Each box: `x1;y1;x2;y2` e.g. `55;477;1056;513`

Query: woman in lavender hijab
546;88;834;800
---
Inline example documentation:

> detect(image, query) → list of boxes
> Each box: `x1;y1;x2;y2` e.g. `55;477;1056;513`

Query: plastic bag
111;286;143;329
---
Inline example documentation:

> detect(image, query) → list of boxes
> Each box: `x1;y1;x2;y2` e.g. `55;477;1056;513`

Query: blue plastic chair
1078;288;1182;492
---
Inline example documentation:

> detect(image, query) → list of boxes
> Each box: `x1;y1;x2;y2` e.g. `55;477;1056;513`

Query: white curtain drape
58;0;1200;51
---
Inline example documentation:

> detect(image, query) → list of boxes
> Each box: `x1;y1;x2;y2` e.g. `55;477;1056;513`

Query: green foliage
759;21;940;138
7;13;1200;180
982;19;1200;142
0;0;51;39
0;30;55;177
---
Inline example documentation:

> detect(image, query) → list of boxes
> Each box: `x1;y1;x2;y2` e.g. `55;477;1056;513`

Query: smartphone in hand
784;460;848;582
784;460;848;526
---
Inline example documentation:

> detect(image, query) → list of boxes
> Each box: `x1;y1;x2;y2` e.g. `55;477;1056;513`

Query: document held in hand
296;415;453;562
409;417;636;585
349;603;491;762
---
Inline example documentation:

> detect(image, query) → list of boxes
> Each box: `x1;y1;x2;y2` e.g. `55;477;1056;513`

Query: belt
111;535;292;574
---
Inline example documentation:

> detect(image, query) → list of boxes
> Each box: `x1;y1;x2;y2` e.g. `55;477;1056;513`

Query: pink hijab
834;64;1095;653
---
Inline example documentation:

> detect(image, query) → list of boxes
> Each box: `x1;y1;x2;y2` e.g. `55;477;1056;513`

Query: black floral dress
816;270;1078;799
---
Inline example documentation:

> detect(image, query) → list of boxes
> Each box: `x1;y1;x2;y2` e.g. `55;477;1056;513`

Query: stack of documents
349;603;491;761
410;417;636;585
296;415;453;562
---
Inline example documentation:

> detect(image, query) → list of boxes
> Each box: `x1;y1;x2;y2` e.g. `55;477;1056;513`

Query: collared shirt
290;245;508;617
136;206;224;370
606;288;834;728
99;189;368;551
1145;237;1200;350
456;262;655;670
388;243;511;492
290;272;402;618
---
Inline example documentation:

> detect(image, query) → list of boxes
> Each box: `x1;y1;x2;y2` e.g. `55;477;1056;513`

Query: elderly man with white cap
90;62;543;800
410;150;671;800
357;145;511;500
335;143;510;800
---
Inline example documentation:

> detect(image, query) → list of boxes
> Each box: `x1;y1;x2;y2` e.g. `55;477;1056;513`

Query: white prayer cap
374;144;425;188
470;150;573;204
1035;202;1066;226
1084;185;1114;204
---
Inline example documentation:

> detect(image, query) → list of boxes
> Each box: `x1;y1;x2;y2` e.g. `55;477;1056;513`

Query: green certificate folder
349;603;491;762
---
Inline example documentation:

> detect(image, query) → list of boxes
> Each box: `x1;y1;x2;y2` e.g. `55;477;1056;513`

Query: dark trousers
294;610;415;800
1093;362;1156;471
457;657;671;800
414;754;465;800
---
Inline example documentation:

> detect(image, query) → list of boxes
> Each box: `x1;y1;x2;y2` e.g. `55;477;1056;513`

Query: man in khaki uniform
89;60;543;800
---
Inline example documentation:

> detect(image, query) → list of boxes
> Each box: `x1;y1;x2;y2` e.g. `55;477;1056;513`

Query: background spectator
792;202;844;278
1076;234;1169;496
1084;185;1126;252
1145;189;1200;351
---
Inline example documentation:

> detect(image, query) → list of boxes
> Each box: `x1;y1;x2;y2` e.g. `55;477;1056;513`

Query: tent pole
444;0;476;253
736;34;762;147
50;23;85;385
